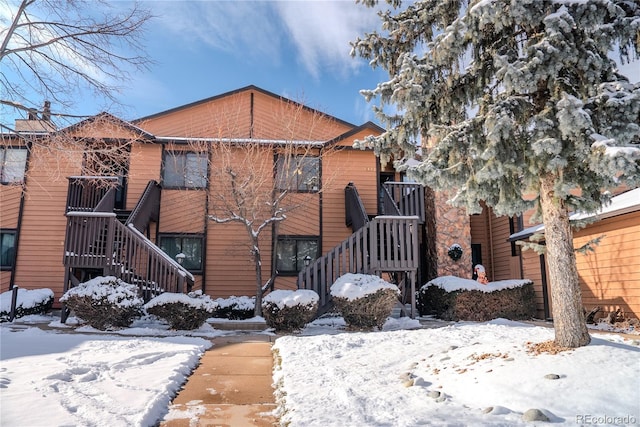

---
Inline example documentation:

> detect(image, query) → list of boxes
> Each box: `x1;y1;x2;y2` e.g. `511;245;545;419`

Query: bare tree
163;96;341;316
1;0;153;129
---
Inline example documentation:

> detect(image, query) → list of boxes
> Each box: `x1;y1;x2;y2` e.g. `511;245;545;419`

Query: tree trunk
539;176;590;348
252;236;264;317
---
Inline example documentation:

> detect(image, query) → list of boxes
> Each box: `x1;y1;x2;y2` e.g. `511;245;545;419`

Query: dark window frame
158;233;204;273
0;147;28;185
162;151;208;189
275;235;320;276
0;230;17;270
275;155;320;193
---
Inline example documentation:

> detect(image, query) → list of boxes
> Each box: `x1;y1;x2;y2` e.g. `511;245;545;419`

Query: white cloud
151;1;382;80
274;1;382;79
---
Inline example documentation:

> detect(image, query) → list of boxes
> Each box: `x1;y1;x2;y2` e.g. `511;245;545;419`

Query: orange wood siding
322;147;379;253
251;91;351;141
126;143;162;210
278;193;320;236
138;91;253;138
0;271;10;293
521;248;549;319
489;215;518;281
206;221;272;298
13;145;83;302
0;185;22;228
159;190;207;233
574;211;640;318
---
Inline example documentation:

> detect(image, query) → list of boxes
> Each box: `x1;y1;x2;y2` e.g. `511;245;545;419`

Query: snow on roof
509;188;640;242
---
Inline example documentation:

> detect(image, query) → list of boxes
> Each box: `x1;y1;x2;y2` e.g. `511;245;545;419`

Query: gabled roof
56;112;155;140
509;187;640;242
132;85;356;129
325;121;385;148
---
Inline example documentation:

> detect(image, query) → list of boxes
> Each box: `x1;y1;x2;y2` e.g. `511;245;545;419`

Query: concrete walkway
160;333;278;427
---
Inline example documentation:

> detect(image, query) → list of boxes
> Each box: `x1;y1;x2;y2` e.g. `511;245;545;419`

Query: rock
428;390;441;399
482;407;493;414
402;379;414;388
544;374;560;380
522;408;550;422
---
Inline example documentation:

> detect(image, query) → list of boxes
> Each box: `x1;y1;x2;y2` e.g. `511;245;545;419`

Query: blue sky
101;1;388;126
2;1;639;129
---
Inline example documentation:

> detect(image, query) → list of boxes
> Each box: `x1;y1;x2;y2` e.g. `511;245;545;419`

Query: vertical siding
574;211;640;318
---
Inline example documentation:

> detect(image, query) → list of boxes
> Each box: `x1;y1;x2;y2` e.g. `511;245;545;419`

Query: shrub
330;273;400;330
212;296;256;320
60;276;143;330
144;291;216;330
0;288;54;322
417;276;536;321
262;290;318;332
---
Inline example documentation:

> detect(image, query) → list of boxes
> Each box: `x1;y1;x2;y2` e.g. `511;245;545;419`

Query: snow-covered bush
262;290;319;332
144;291;216;330
330;274;400;330
417;276;536;321
60;276;143;330
0;288;54;321
212;295;255;320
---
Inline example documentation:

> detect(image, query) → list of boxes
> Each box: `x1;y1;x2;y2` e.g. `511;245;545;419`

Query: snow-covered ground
1;279;639;427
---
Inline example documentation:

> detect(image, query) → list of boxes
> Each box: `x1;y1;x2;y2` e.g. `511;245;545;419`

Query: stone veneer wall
433;190;472;279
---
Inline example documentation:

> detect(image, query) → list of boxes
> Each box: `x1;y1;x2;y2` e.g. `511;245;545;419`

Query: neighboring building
1;85;637;321
509;188;640;320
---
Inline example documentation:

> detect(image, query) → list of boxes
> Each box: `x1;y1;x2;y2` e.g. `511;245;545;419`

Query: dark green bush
60;276;143;330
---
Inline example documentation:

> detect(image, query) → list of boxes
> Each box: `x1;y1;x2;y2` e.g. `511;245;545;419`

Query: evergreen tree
352;0;640;348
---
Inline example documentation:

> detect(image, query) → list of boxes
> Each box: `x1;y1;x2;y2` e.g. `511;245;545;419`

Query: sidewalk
160;333;278;427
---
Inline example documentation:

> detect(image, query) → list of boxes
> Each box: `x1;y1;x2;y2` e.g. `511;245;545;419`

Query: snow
263;289;319;309
425;275;533;293
0;287;53;312
1;275;639;426
330;272;400;301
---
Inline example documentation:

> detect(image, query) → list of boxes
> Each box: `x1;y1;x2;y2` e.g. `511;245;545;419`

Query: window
1;231;16;270
0;148;28;184
159;235;203;272
162;151;207;188
275;155;319;192
276;236;319;275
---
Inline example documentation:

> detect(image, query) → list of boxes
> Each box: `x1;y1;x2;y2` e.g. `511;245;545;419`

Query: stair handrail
382;182;425;223
63;212;194;299
125;180;161;232
298;215;419;312
345;182;369;231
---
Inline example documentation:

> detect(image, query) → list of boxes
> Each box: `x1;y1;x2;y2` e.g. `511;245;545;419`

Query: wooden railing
125;180;160;233
66;176;119;213
382;182;425;223
297;216;419;315
63;212;194;300
345;182;370;232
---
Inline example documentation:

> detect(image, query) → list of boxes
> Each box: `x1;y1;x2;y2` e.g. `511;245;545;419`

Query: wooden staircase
298;182;424;318
62;177;194;320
